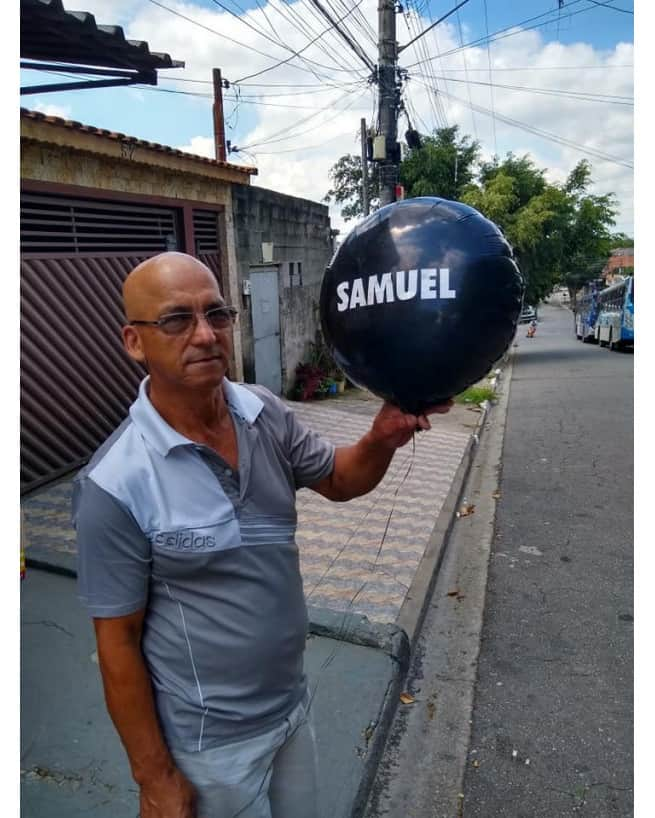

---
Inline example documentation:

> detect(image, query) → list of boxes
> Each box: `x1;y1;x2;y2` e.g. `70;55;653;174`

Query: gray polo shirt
73;377;335;752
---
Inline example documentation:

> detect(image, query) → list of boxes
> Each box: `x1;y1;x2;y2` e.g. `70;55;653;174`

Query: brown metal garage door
21;254;149;491
20;192;224;493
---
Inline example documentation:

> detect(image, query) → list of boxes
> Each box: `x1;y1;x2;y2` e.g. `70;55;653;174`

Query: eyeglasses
130;305;238;336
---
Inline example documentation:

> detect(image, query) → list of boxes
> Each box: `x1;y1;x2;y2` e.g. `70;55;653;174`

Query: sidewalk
21;385;493;818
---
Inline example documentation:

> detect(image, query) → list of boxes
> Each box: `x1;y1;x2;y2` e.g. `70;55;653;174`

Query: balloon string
304;438;415;601
305;432;418;708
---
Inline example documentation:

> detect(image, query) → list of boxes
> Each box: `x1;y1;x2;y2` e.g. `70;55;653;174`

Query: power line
250;126;361;154
402;86;431;135
329;0;377;48
251;0;284;44
418;4;450;129
235;85;369;150
402;9;444;129
402;0;594;70
268;0;366;75
307;0;375;71
233;0;371;82
320;0;376;60
209;0;291;50
159;80;363;98
586;0;633;13
406;64;633;72
407;4;449;129
398;0;469;53
146;0;363;81
288;0;363;71
215;0;363;81
157;76;356;91
456;3;478;140
33;67;368;112
420;73;634;105
482;0;497;156
419;82;634;169
137;84;365;110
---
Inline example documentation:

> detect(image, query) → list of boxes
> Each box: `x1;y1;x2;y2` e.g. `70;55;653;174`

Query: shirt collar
129;376;264;457
222;378;265;424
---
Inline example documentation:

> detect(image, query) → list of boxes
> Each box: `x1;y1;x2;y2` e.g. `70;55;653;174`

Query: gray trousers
171;692;318;818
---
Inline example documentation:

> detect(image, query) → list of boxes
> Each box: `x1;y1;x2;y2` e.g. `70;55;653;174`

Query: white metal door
250;268;282;395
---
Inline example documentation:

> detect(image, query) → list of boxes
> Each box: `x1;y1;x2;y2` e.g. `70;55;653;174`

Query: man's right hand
139;766;197;817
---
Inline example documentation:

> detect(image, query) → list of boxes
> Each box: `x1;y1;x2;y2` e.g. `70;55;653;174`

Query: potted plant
293;363;325;401
332;368;346;394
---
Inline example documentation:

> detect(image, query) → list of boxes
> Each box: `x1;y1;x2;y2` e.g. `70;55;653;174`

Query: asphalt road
462;302;633;816
363;301;633;818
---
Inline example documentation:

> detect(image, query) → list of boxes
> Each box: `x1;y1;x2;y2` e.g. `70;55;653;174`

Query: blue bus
594;276;634;351
575;285;600;343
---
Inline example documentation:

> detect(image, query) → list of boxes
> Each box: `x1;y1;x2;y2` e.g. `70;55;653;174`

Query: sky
19;0;635;237
19;0;634;238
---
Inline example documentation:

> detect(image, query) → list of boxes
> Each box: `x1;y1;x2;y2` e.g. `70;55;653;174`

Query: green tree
399;125;480;200
478;152;547;208
462;157;617;305
324;126;479;222
559;161;617;295
462;154;564;304
323;154;380;222
609;232;634;249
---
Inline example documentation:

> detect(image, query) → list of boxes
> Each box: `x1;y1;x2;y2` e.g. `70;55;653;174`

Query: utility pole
373;0;469;207
212;68;227;162
360;118;370;216
377;0;399;207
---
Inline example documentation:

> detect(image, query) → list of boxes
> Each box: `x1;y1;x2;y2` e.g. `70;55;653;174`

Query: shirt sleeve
282;403;336;489
73;476;151;618
245;385;336;489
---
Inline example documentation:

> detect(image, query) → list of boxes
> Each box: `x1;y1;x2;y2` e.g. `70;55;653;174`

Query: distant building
602;247;634;284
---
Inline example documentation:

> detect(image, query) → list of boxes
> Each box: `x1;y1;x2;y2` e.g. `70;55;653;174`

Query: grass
455;384;497;405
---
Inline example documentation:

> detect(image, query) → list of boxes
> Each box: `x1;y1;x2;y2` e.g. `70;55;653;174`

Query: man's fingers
426;399;454;415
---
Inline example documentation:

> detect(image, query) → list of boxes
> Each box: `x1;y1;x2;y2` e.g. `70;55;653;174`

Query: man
74;252;451;818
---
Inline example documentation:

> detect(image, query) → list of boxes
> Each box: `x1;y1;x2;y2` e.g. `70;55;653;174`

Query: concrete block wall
21;141;231;206
280;283;323;396
232;185;333;392
231;185;332;286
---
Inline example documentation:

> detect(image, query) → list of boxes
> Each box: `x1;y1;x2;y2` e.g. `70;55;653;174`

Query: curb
396;355;507;652
308;607;410;672
349;352;513;818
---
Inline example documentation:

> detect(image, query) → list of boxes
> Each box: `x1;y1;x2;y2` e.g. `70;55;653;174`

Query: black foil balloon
320;197;524;414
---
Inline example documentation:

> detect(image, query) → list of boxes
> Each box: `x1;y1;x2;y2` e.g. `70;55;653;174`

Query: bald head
123;252;222;321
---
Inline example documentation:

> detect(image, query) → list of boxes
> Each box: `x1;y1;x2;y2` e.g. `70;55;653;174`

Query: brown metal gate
20;192;224;493
21;255;148;491
194;209;223;291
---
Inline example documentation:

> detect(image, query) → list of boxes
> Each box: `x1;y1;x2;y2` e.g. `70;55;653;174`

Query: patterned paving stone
21;479;76;561
288;398;471;624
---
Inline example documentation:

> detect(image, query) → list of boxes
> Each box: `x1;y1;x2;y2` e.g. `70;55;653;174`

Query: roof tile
21;108;257;175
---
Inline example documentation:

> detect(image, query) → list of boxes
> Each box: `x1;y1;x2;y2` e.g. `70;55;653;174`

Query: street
364;301;633;817
464;301;633;816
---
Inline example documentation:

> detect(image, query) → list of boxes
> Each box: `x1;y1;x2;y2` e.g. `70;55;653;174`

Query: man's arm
311;400;452;502
94;612;196;818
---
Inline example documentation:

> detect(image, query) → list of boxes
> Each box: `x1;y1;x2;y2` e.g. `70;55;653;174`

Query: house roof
21;0;182;73
21;108;258;176
610;247;634;256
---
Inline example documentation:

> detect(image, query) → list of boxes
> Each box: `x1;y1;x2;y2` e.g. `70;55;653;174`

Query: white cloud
112;1;633;237
33;101;72;120
67;0;143;25
175;135;215;157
